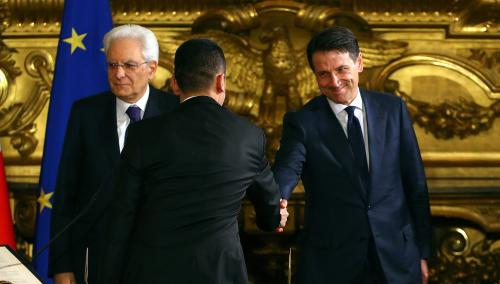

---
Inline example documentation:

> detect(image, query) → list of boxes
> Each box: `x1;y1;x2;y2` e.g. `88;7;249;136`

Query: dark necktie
126;105;142;123
345;106;370;196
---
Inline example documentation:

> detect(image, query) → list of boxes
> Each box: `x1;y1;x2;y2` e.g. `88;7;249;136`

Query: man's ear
356;53;364;72
171;77;182;96
215;73;225;94
147;61;158;79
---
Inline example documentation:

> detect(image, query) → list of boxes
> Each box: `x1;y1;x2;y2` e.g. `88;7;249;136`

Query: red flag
0;145;16;250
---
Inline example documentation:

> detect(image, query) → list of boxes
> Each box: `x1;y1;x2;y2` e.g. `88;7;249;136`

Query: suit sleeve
49;102;83;275
399;98;432;259
273;112;306;199
246;129;281;231
99;124;143;284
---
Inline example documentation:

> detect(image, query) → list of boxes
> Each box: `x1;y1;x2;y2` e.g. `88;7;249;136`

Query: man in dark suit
273;26;432;284
99;38;286;284
49;24;178;284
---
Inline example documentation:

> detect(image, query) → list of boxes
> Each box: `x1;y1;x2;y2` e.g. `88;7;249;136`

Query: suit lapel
100;92;120;163
362;89;387;181
144;86;161;119
315;96;366;196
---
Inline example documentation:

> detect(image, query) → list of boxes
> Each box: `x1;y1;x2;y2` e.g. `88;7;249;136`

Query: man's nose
114;66;126;79
330;73;342;86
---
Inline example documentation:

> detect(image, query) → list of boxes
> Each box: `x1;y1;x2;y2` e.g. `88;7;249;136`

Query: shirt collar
181;95;196;103
327;88;363;115
116;84;150;117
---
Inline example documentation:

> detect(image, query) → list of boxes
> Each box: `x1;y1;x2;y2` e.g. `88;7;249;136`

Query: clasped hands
276;199;289;233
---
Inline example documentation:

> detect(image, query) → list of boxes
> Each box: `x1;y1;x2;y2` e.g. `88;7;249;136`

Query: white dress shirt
116;85;150;152
326;89;370;168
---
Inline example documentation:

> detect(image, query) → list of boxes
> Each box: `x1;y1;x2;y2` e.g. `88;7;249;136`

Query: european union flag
34;0;112;282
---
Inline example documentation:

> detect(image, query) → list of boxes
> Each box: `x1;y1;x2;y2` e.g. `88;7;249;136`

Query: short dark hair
174;38;226;93
306;26;360;71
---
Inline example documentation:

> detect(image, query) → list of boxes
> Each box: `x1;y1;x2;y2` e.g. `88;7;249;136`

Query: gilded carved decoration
4;0;498;35
0;0;55;159
429;226;500;283
0;49;53;157
11;50;53;157
374;55;500;140
0;1;28;155
4;0;63;34
462;48;500;88
385;79;500;140
1;0;499;281
160;4;413;157
468;49;500;72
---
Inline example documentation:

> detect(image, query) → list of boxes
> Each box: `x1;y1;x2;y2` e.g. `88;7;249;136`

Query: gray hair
103;24;159;62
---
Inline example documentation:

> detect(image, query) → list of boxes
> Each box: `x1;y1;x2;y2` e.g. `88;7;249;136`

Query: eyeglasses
107;61;149;71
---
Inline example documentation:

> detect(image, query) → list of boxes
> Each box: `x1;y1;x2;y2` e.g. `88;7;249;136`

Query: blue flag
34;0;112;282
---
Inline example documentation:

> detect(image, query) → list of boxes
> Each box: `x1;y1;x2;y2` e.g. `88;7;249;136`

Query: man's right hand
54;272;76;284
276;199;289;233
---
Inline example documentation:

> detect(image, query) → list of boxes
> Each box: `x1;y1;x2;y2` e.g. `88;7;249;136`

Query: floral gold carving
467;49;500;73
385;79;500;139
375;54;500;140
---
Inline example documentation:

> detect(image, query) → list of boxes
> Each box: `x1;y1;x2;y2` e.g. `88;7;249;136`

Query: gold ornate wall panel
1;0;499;282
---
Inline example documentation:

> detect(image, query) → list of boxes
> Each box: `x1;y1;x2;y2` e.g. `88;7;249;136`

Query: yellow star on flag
37;188;54;213
63;28;87;54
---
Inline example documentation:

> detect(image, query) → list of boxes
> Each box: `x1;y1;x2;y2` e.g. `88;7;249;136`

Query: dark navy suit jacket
274;89;432;284
99;96;281;284
49;86;178;284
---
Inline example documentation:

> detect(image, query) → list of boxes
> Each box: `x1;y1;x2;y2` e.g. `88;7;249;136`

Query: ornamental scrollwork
0;0;23;148
0;50;54;157
10;51;54;157
429;227;500;283
384;79;500;140
467;49;500;74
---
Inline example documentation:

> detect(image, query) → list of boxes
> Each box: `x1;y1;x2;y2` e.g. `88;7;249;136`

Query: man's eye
124;63;138;69
337;67;349;73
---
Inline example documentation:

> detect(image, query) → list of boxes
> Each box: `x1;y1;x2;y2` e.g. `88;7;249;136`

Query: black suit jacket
49;86;178;283
99;96;281;284
274;90;432;284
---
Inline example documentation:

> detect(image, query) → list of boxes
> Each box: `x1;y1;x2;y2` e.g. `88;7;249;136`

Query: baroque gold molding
0;50;54;158
431;189;500;233
468;49;500;71
354;0;499;36
429;225;500;283
374;55;500;140
192;4;259;34
295;4;369;34
11;50;53;157
3;0;62;34
433;205;500;233
160;4;415;159
2;0;498;36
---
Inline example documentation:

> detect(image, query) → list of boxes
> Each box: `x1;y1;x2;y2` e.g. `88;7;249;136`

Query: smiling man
49;24;178;284
273;26;432;284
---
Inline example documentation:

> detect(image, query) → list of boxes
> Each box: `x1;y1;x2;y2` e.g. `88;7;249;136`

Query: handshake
276;199;289;233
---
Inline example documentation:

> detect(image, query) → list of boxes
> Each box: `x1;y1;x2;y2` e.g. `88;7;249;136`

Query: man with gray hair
49;24;178;284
